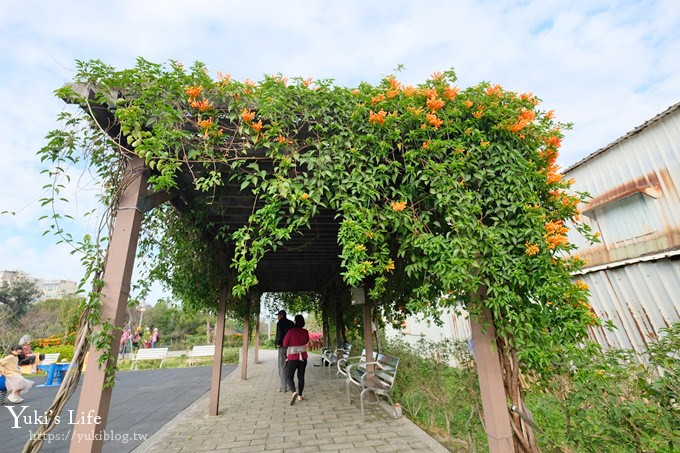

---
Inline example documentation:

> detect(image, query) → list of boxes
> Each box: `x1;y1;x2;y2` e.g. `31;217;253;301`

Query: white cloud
1;0;679;295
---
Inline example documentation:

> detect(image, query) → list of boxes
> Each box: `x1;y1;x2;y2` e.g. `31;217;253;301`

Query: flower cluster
544;220;570;250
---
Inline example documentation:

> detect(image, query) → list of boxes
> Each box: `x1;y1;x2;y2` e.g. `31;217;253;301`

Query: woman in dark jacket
283;314;310;405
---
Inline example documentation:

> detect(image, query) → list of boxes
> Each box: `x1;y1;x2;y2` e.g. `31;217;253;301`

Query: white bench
130;348;168;369
41;353;61;365
188;345;215;365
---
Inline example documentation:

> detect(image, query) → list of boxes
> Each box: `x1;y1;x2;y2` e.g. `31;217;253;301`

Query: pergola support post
70;156;147;453
470;304;514;453
241;316;250;380
254;299;260;364
334;293;343;348
209;285;228;416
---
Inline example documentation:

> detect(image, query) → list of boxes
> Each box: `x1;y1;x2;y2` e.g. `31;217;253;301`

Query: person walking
274;309;294;392
283;314;309;405
0;345;34;403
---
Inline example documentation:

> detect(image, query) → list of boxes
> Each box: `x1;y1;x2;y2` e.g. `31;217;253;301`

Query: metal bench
337;348;375;381
188;345;215;365
346;352;400;421
40;353;61;365
130;347;168;369
320;344;351;378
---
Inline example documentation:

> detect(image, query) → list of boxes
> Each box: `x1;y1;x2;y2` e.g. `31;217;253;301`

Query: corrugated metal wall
566;104;680;266
584;258;680;355
566;103;680;353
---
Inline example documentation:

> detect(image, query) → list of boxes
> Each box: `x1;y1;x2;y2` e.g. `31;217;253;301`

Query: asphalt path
0;364;236;453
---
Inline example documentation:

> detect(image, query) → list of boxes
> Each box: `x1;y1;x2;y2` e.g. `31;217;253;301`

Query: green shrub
384;337;487;452
527;324;680;452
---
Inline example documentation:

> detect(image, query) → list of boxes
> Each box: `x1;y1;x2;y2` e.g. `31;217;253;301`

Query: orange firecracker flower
444;86;459;100
431;71;444;81
369;109;387;125
525;242;539;256
426;113;443;129
545;109;555;120
472;107;485;119
185;84;203;99
190;98;211;112
546;162;562;184
402;85;417;97
385;259;395;272
387;89;399;99
426;96;445;112
197;117;214;129
544;220;570;250
464;100;474;108
421;88;437;99
391;201;407;212
388;75;402;90
251;120;263;132
422;140;430;149
372;94;386;105
574;280;589;291
303;77;313;87
277;135;287;144
485;84;502;97
217;71;231;83
241;109;255;123
546;134;562;149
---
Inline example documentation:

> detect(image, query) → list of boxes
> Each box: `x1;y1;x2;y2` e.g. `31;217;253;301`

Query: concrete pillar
471;306;514;453
70;156;147;453
209;285;228;416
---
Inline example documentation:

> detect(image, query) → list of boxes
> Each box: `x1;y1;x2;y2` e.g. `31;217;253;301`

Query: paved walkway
134;349;447;453
0;364;236;452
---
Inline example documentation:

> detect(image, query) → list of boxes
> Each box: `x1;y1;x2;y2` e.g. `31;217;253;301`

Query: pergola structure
61;84;514;453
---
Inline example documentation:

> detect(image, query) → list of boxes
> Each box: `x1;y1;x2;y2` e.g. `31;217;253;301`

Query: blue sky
1;0;679;302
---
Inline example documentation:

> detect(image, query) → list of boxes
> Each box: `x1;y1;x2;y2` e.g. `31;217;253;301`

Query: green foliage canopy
42;58;599;372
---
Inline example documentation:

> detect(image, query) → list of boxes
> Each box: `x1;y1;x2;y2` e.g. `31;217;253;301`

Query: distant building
387;102;680;357
0;269;77;301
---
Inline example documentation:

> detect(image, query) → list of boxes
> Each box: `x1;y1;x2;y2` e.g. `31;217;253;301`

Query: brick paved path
134;349;448;452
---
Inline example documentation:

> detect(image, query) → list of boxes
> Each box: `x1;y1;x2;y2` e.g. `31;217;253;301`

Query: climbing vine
37;58;600;452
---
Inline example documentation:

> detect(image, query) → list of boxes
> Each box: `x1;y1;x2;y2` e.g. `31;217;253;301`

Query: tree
0;277;41;319
19;297;82;338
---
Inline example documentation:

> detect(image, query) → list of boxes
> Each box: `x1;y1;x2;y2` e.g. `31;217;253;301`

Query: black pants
18;354;44;366
285;359;307;396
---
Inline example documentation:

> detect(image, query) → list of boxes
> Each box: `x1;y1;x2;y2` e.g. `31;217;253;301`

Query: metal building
566;101;680;355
